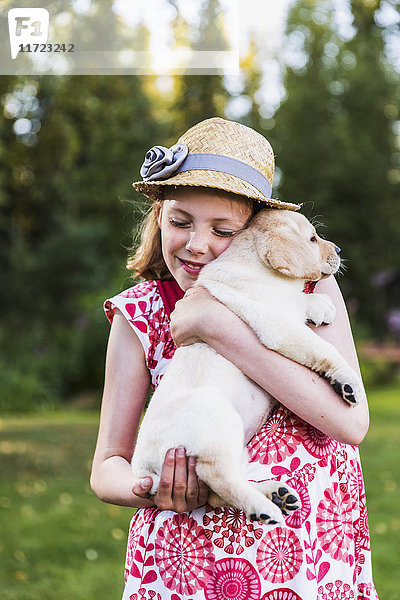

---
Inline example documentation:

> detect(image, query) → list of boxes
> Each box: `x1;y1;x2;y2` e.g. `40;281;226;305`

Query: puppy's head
251;209;341;281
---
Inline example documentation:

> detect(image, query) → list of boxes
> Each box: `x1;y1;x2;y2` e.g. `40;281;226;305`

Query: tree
0;0;238;409
166;0;230;137
271;0;400;334
0;73;166;408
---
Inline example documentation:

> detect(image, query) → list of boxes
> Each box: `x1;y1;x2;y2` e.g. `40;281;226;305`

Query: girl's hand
171;286;219;347
132;447;209;512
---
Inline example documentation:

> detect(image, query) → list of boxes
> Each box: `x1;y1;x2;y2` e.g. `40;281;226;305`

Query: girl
90;117;378;599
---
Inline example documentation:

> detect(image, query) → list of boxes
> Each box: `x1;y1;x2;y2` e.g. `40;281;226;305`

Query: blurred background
0;0;399;599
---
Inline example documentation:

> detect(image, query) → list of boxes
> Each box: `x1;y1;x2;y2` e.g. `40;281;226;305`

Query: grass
0;385;399;600
358;386;400;600
0;411;130;600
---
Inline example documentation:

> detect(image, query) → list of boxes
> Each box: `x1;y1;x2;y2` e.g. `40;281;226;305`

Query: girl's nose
186;231;208;254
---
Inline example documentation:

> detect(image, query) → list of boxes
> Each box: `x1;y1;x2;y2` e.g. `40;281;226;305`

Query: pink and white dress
104;279;379;600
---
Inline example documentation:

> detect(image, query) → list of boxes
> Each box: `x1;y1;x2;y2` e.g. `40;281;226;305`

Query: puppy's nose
335;246;341;255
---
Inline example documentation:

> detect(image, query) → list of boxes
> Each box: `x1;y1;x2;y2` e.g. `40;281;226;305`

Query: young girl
90;117;378;599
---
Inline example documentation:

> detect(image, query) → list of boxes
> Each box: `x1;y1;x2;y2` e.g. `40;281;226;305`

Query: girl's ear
155;203;163;229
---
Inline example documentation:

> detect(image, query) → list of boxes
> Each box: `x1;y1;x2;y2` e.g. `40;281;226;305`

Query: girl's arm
170;276;370;446
90;309;208;510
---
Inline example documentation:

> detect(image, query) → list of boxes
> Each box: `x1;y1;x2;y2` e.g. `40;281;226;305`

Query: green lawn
0;386;399;600
0;411;130;600
358;386;400;600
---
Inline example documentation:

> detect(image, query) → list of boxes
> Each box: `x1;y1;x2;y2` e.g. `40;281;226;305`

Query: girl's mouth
178;258;207;275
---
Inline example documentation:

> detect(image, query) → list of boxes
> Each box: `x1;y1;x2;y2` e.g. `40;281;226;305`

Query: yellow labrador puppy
131;209;363;525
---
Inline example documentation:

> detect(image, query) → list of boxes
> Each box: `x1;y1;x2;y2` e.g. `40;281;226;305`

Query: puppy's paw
271;486;301;516
333;381;360;406
306;293;336;327
247;497;284;527
331;370;364;406
255;481;301;516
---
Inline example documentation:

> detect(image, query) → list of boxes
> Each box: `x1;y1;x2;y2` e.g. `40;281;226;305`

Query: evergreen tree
167;0;230;136
0;73;165;407
272;0;400;334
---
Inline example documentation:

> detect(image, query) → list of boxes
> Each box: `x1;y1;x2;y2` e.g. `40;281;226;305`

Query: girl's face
157;187;253;291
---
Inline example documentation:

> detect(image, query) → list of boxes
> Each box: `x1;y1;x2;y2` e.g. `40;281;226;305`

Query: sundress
104;279;379;600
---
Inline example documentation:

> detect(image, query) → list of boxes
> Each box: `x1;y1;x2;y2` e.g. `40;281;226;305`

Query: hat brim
132;169;301;211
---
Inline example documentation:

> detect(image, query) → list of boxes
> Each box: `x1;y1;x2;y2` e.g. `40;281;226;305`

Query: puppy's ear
264;226;322;280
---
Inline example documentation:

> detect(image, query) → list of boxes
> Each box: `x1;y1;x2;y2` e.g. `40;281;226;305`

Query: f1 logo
8;8;50;59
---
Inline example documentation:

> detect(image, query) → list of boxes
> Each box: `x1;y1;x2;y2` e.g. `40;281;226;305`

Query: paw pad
332;381;359;406
249;512;279;525
272;487;301;516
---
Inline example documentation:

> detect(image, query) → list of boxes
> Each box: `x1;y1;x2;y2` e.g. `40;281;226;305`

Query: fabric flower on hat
140;143;188;181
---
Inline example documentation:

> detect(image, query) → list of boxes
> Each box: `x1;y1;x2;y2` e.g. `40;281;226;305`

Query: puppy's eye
310;235;318;243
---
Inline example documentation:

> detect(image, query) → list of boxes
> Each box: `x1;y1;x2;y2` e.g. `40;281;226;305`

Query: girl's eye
169;219;236;237
170;218;190;228
214;229;236;237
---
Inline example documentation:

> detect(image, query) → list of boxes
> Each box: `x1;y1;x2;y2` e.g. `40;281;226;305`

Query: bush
0;360;57;412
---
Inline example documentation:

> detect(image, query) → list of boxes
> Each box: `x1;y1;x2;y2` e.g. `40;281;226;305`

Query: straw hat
133;117;300;211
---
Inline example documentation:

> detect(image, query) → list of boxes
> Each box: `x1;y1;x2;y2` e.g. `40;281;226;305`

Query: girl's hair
126;186;262;281
126;199;170;281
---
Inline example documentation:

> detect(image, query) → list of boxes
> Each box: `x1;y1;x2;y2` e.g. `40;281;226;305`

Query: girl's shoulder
103;280;180;388
104;281;164;374
104;280;159;326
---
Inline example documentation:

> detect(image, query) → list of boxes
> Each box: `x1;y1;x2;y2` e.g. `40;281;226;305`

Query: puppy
131;209;363;525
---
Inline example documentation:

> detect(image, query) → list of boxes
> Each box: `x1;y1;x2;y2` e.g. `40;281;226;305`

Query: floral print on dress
354;496;371;552
129;590;162;600
318;581;355;600
283;477;311;529
256;527;303;584
300;423;338;459
262;590;303;600
104;281;176;389
346;458;362;510
154;513;215;595
103;281;379;600
248;407;304;465
357;583;379;599
204;558;261;600
203;505;263;555
125;508;160;584
316;483;354;564
147;305;176;370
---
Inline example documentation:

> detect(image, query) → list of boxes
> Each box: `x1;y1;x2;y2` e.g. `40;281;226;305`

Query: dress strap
156;279;184;318
303;280;317;294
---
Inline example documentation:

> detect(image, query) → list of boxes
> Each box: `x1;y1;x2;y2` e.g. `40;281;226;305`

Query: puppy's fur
131;209;363;525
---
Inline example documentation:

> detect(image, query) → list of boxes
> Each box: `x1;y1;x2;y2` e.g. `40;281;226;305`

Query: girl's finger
132;476;153;498
156;448;176;507
186;455;200;509
198;478;209;506
172;447;189;511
